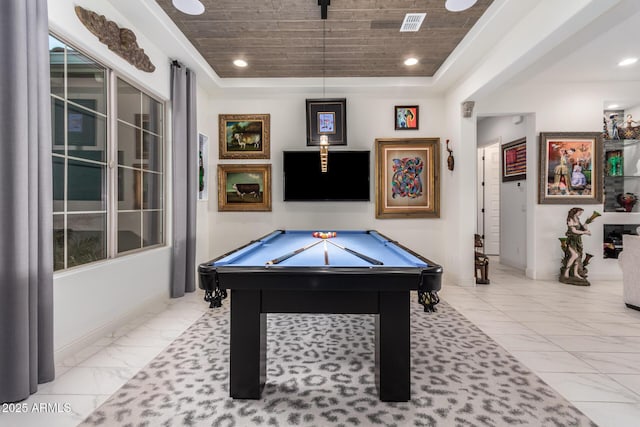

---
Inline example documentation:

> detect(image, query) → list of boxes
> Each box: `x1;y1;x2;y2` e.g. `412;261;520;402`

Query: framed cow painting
375;138;440;218
217;164;272;212
219;114;270;159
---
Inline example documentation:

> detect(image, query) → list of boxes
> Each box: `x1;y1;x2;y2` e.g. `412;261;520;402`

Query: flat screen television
283;150;370;201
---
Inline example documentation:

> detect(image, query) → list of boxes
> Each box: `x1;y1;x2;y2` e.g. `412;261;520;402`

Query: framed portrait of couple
538;131;603;204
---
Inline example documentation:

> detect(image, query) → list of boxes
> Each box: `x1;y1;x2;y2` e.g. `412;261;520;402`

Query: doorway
477;140;500;255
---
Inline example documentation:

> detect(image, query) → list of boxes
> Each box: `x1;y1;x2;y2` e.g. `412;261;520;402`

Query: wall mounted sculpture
75;6;156;73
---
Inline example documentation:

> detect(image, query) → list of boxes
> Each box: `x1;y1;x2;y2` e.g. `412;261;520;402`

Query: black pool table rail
198;230;442;311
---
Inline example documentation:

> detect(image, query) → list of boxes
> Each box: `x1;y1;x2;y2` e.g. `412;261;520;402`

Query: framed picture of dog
219;114;270;159
375;138;440;218
394;105;419;130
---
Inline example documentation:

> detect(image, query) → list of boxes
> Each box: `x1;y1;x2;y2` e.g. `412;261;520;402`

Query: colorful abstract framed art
375;138;440;218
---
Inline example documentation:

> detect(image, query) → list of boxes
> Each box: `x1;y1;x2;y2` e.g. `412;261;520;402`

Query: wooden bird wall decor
446;139;454;171
75;6;156;73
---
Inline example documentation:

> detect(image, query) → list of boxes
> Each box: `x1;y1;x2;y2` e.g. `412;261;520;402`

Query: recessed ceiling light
404;57;419;66
172;0;205;15
607;104;619;109
233;59;248;68
445;0;478;12
618;57;638;67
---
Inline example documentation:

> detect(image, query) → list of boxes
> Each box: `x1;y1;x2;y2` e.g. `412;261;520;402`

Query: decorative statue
559;208;600;286
602;116;610;139
617;192;638;212
607;152;622;176
607;113;621;140
620;114;640;139
474;234;489;284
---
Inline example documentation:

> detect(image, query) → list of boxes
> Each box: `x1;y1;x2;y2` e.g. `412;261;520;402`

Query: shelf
603;139;640;212
603;223;640;259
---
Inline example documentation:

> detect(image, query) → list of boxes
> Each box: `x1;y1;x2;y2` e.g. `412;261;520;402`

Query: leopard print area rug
81;297;597;427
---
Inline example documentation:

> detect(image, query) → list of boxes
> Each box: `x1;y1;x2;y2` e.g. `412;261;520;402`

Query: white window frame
51;32;167;272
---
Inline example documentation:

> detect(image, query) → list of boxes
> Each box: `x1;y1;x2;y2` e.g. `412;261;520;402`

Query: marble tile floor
2;260;640;426
443;258;640;427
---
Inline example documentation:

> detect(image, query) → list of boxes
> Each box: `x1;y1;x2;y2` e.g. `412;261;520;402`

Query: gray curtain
0;0;55;403
170;61;197;297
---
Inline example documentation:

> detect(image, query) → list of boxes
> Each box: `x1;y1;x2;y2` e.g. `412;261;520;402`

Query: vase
617;192;638;212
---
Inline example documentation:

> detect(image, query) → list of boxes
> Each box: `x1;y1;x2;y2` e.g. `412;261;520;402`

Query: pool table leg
230;290;266;399
375;291;410;402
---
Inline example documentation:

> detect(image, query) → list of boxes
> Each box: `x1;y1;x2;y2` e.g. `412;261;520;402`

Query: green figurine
608;154;622;176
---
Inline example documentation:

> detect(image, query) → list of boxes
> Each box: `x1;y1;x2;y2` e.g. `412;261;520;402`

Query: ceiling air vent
400;13;426;32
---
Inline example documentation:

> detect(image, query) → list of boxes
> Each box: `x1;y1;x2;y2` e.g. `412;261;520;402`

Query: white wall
204;88;449;269
478;81;640;281
477;115;528;270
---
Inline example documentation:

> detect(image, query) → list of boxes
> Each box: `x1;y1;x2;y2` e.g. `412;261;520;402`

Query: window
50;34;165;271
116;79;164;253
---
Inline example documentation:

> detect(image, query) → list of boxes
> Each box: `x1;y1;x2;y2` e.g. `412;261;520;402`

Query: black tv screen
283;151;370;201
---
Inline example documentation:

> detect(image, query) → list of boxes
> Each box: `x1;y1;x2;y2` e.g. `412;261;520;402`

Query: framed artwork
502;137;526;182
217;164;271;212
375;138;440;218
198;133;208;201
219;114;270;159
394;105;419;130
538;132;603;204
306;98;347;146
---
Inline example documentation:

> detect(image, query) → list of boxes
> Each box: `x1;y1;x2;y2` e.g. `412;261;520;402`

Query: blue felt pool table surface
212;230;430;268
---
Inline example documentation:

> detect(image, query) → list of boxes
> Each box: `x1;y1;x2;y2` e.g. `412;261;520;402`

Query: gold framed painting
217;164;271;211
219;114;270;159
538;132;603;204
375;138;440;218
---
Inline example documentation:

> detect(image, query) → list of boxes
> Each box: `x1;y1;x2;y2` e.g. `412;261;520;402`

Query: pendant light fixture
318;0;330;172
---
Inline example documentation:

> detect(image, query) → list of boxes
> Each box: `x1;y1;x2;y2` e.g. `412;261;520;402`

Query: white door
477;141;500;255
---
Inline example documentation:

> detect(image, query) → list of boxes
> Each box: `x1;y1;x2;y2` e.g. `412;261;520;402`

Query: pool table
198;229;442;402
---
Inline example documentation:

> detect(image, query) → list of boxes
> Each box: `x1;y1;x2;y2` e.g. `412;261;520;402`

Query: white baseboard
54;292;170;364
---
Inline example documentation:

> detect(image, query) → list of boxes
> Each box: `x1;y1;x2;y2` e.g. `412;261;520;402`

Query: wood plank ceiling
155;0;494;78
